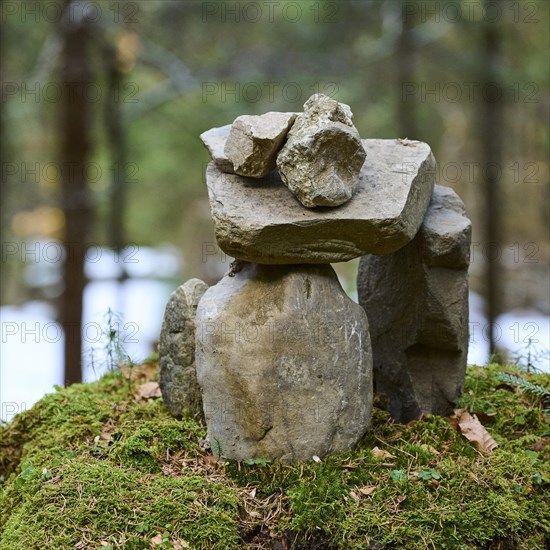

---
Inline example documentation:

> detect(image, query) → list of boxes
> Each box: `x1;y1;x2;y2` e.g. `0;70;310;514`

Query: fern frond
495;372;550;404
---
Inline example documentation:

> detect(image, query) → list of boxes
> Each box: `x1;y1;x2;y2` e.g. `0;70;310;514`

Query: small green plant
89;308;136;377
213;437;223;458
416;468;441;481
511;339;550;373
390;469;408;481
495;372;550;407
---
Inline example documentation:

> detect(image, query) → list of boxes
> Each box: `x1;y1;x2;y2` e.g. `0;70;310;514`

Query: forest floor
1;362;549;549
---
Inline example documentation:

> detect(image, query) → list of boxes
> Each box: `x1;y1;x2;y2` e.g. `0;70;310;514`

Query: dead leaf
249;488;257;498
397;137;417;147
372;446;396;460
151;533;163;545
533;439;550;452
134;381;161;401
358;485;376;496
341;462;358;469
349;490;360;502
204;454;217;467
420;444;439;455
455;409;498;452
121;361;157;381
495;383;516;393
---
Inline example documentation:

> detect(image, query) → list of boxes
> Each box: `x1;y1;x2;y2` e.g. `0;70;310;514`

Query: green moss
1;458;241;549
1;364;549;549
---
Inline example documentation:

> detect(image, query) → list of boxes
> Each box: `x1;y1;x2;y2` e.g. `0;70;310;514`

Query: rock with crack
200;125;235;174
195;262;373;461
205;138;435;264
224;112;297;178
357;185;471;423
158;278;209;419
277;94;366;207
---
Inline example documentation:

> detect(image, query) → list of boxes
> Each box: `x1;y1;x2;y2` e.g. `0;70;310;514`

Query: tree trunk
58;1;94;385
397;1;417;139
103;40;128;257
480;6;503;357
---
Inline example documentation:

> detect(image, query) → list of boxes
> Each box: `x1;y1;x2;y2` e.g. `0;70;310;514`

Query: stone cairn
158;94;472;462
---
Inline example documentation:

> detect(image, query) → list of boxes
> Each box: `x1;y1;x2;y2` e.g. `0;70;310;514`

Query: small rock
205;138;436;264
195;262;373;462
158;278;209;419
277;94;366;207
200;125;235;173
224;112;297;178
357;185;471;423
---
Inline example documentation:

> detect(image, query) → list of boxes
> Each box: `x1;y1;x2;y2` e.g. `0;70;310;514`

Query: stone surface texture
224;112;297;178
277;94;366;207
158;278;209;419
205;138;436;264
357;185;471;423
200;125;235;173
195;262;373;462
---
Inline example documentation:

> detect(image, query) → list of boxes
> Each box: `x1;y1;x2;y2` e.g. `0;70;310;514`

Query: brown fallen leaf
151;533;163;545
358;485;376;496
372;446;396;460
454;409;498;452
134;381;161;401
121;361;157;382
420;444;439;455
397;137;417;147
341;462;359;469
533;438;550;452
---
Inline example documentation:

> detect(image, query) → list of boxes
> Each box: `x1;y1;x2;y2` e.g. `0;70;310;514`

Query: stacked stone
159;94;471;462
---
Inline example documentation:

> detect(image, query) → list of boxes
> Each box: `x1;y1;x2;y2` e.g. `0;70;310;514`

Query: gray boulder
224;112;297;178
357;185;471;423
195;262;373;462
205;138;435;264
200;125;235;173
277;94;366;207
158;278;209;419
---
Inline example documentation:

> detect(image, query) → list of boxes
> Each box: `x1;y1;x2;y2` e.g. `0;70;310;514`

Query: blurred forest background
1;0;549;400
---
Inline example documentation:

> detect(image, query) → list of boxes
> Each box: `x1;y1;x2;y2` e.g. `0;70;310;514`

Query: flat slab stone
205;139;436;264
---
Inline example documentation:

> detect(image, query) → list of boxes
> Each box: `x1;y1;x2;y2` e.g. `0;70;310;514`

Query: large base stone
206;139;436;264
158;279;208;419
357;185;471;423
195;262;373;462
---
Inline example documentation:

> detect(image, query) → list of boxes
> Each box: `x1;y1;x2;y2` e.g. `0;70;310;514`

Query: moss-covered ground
1;363;549;549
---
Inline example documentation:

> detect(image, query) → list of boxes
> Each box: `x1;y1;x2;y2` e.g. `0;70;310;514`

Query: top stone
199;125;235;174
224;112;297;178
277;94;366;207
205;138;436;264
